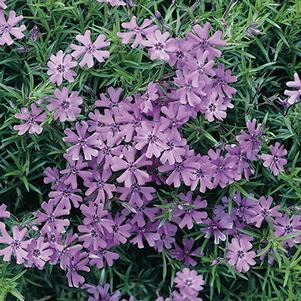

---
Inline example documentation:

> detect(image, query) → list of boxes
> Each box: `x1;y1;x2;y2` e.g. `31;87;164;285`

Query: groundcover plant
0;0;301;300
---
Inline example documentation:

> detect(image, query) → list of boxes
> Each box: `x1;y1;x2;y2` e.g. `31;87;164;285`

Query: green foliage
1;0;301;300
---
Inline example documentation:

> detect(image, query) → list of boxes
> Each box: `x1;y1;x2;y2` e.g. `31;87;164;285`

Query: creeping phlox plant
1;0;299;300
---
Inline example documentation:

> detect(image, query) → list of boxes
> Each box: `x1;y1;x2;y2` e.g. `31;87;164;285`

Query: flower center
33;248;41;257
154;42;163;50
11;240;21;249
237;250;245;258
57;64;66;73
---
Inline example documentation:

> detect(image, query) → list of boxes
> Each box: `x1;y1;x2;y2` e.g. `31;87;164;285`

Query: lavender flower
35;200;70;233
202;216;233;244
117;16;157;48
111;214;132;244
159;155;197;187
142;30;171;61
111;147;152;187
70;30;110;68
63;121;103;161
165;38;191;67
134;122;168;158
174;69;206;107
284;73;301;104
274;213;301;247
27;237;53;269
47;50;77;86
0;224;30;264
48;88;82;122
89;244;119;268
173;192;208;229
236;119;263;160
226;237;256;272
171;238;200;266
201;91;227;122
250;196;281;228
65;251;90;288
61;155;91;189
84;170;116;203
96;86;132;110
131;222;160;248
213;64;237;98
14;104;47;135
260;142;287;176
174;268;204;297
0;10;26;46
187;22;226;59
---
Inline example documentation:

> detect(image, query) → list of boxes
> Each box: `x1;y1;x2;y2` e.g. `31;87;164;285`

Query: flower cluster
7;8;292;301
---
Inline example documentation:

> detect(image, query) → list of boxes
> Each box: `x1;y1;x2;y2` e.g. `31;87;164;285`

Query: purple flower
201;91;227;122
225;144;253;180
208;149;235;188
0;224;30;264
0;10;26;46
0;204;10;219
159;154;197;187
226;237;256;273
142;30;171;61
284;73;301;104
94;134;123;169
160;102;191;131
187;50;215;84
84;170;116;203
165;38;191;67
118;183;155;208
35;200;70;233
202;216;233;244
190;155;215;193
187;22;226;59
213;64;237;98
14;103;47;135
27;237;53;269
274;213;301;247
58;232;82;269
97;0;126;6
236;119;263;160
64;121;103;161
70;30;110;68
116;105;145;143
47;88;82;122
43;167;61;186
65;251;90;288
232;191;255;224
89;244;119;268
78;224;106;249
134;122;168;158
174;268;204;297
171;238;201;266
250;196;281;228
173;192;207;229
49;183;83;209
96;86;132;110
154;223;176;252
117;16;157;48
80;202;113;234
160;129;187;165
111;147;151;187
261;142;287;176
47;50;77;86
61;155;91;189
174;69;206;107
131;222;160;248
84;283;121;301
95;109;123;141
140;82;159;114
111;214;132;245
